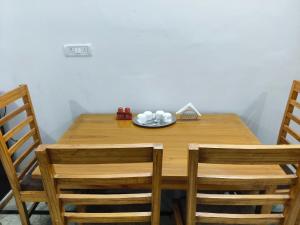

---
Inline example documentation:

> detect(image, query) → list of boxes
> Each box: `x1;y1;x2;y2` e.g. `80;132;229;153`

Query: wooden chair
36;143;163;225
0;85;46;225
277;80;300;224
186;144;300;225
278;80;300;145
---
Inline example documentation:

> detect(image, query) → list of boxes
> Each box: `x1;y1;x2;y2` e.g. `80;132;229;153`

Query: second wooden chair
186;144;300;225
0;85;46;225
36;143;163;225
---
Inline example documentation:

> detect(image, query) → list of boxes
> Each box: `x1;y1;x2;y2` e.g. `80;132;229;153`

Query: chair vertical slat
283;167;300;225
21;85;42;143
151;144;163;225
186;145;199;225
36;146;64;225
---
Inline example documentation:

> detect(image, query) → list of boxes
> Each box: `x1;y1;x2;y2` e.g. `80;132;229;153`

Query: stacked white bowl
137;110;172;124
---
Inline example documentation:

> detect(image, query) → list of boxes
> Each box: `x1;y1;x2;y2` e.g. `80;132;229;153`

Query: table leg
261;186;277;214
246;190;261;214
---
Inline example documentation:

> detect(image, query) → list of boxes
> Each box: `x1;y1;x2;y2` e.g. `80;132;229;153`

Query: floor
0;198;51;225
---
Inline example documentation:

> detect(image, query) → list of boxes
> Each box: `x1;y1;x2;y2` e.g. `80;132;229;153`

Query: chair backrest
36;143;163;225
0;85;42;192
278;80;300;144
187;144;300;225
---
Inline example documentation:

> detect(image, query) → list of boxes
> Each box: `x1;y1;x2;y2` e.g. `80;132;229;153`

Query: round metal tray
132;115;176;128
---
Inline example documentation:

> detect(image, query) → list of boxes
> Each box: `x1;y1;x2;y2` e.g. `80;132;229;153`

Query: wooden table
33;114;286;190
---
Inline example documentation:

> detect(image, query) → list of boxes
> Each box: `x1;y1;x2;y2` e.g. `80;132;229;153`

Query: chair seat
20;174;43;191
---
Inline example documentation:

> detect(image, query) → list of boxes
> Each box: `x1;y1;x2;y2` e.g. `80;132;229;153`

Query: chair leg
0;190;13;210
77;205;86;225
14;197;30;225
296;213;300;225
172;200;184;225
28;202;39;218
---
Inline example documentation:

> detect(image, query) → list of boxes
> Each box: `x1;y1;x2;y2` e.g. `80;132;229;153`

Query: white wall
1;0;300;144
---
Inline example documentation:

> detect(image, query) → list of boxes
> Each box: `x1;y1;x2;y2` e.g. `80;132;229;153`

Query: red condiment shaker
125;107;132;120
117;107;124;120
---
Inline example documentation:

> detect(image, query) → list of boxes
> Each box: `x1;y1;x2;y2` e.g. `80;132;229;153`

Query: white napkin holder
176;103;202;120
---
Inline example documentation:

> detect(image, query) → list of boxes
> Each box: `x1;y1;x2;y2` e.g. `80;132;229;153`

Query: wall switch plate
63;44;92;57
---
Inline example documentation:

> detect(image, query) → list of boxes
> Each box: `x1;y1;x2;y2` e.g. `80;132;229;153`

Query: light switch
64;44;92;57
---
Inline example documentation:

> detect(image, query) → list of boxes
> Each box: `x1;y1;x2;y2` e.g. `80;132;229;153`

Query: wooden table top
33;114;285;190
